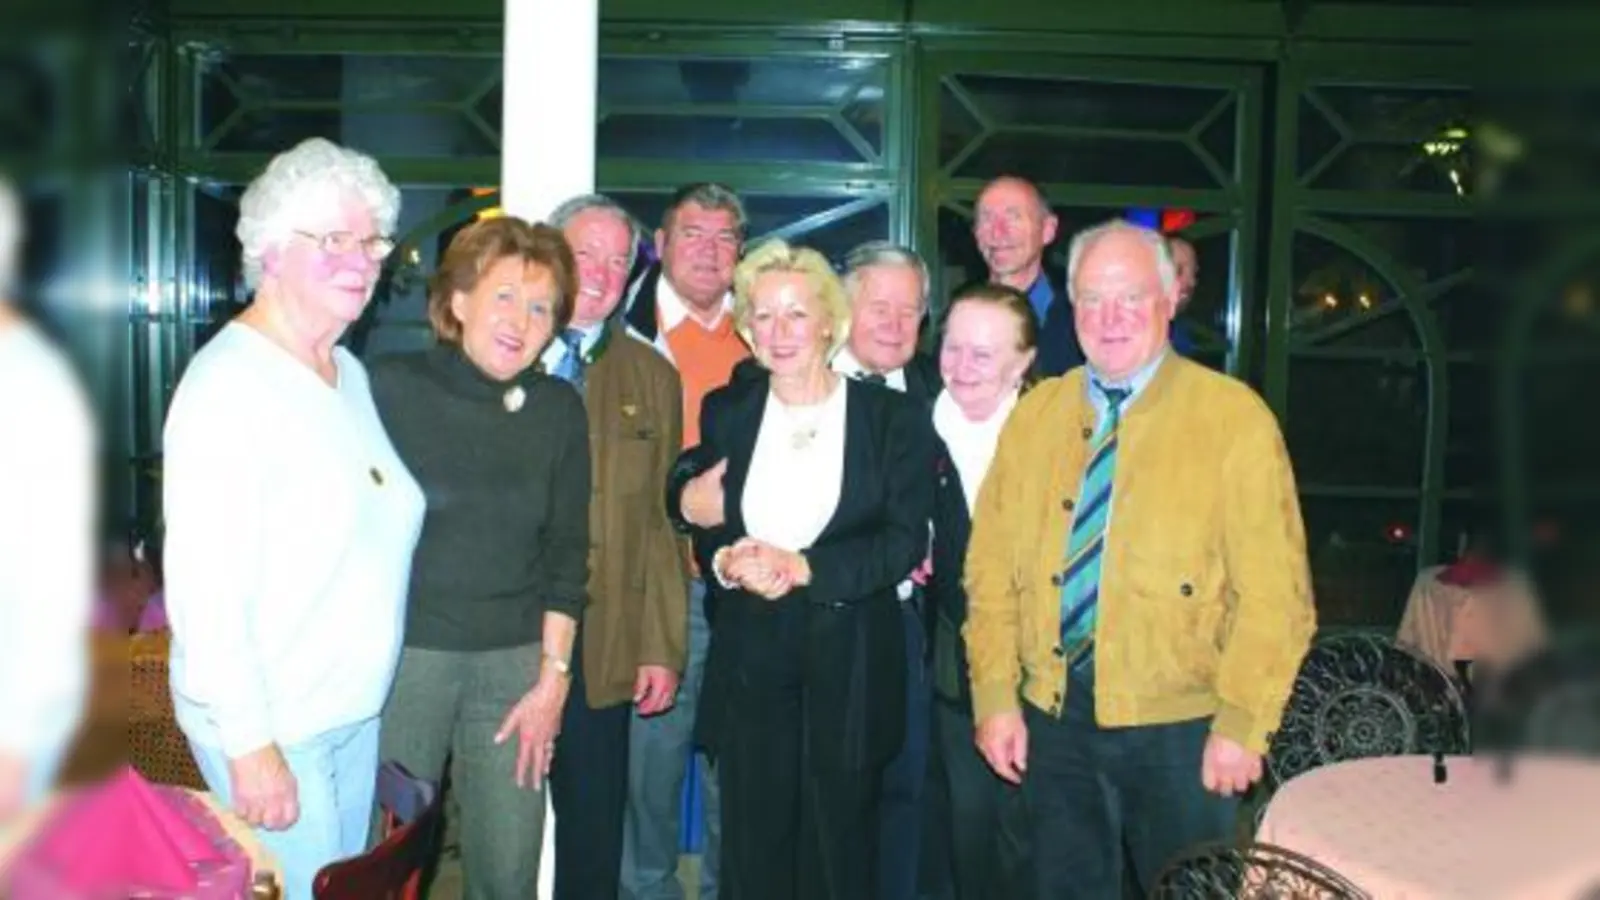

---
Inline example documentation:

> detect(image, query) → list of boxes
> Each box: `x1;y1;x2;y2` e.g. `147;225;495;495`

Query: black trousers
933;699;1032;900
549;635;631;900
1021;669;1238;899
716;626;882;900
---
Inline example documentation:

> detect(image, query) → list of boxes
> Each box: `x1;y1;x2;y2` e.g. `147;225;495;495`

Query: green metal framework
50;0;1587;625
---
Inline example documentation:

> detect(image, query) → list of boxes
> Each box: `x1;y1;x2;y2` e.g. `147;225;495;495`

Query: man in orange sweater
963;219;1315;898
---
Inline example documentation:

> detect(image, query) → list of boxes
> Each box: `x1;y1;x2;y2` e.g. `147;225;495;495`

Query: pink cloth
91;590;167;634
0;767;251;899
1258;754;1600;899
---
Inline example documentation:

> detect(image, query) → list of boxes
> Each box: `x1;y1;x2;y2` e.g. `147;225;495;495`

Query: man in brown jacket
546;194;689;900
964;219;1315;898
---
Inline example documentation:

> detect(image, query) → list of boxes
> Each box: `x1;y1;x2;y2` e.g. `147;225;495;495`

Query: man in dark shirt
970;176;1084;376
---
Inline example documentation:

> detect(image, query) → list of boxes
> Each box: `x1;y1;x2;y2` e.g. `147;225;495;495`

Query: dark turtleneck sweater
369;343;591;651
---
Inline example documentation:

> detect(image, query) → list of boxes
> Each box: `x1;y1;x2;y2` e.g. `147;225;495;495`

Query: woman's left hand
494;670;570;790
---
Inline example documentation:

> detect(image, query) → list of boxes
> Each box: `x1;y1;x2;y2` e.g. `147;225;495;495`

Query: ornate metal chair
1149;840;1370;900
1266;632;1470;788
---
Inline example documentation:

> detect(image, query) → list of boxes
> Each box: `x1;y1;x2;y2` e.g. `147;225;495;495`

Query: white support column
501;2;599;891
501;0;599;222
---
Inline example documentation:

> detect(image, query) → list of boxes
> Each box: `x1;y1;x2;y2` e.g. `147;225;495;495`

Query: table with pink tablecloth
1257;754;1600;899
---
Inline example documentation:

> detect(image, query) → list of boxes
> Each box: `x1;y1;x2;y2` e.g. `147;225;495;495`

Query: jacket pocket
1121;545;1225;692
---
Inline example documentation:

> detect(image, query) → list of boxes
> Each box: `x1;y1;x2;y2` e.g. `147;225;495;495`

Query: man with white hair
963;219;1315;897
0;174;96;824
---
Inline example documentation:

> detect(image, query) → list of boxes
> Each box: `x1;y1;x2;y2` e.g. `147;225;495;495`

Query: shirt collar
830;345;908;393
657;271;733;333
1086;350;1167;415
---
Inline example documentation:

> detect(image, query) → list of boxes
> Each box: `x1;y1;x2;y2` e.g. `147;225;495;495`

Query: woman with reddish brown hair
369;215;590;897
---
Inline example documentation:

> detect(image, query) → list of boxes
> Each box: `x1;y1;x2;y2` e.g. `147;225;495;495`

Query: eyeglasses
294;230;396;262
1074;292;1155;312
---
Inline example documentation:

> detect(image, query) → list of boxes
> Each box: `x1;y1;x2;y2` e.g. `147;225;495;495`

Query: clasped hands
717;538;810;600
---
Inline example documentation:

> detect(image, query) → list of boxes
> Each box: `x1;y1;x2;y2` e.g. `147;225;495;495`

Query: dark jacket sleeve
802;392;935;606
542;382;592;621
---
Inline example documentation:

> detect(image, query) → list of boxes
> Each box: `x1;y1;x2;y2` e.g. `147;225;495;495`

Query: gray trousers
378;642;546;900
621;580;721;900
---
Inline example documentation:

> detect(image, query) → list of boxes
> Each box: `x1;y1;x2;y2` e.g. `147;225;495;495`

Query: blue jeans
622;580;720;900
878;600;932;900
189;718;380;900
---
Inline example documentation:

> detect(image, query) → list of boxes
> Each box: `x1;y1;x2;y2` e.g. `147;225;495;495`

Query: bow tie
854;372;887;386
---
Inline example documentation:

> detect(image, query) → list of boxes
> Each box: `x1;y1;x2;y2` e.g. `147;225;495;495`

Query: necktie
551;328;586;388
1058;383;1131;670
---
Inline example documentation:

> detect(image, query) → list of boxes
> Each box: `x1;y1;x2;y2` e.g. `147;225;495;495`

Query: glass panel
1315;85;1469;143
1524;496;1599;628
598;115;866;164
1322;215;1470;287
210;108;497;157
840;93;884;155
202;54;497;105
1310;143;1470;194
952;132;1221;189
190;186;245;349
938;80;986;166
1287;358;1428;488
1168;220;1236;355
1523;358;1600;488
1290;232;1412;348
952;73;1230;134
1302;497;1422;627
1296;95;1345;175
1533;266;1600;354
0;52;57;156
1438;497;1505;562
1443;362;1498;491
599;56;885;109
1195;97;1239;173
1432;282;1502;356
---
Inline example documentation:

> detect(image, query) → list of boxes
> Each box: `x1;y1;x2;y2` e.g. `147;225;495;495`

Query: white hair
235;138;401;290
548;193;642;273
843;240;930;308
1065;218;1178;301
0;174;21;294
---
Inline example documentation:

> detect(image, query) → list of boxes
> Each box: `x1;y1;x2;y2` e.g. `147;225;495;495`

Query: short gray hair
548;193;642;273
842;240;930;309
236;138;402;290
663;182;747;237
1065;218;1178;301
0;174;20;293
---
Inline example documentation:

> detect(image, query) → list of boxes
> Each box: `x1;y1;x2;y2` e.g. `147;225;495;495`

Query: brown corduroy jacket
578;324;689;707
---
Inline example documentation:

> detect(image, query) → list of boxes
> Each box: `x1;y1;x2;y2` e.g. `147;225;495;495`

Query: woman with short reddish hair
370;215;589;897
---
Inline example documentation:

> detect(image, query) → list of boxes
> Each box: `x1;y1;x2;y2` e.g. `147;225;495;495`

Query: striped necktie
551;328;585;388
1058;382;1132;670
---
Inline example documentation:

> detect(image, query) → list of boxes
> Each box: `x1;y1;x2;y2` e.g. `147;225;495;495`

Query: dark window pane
1432;281;1503;356
1302;496;1422;627
0;53;57;156
1315;85;1468;143
1310;143;1469;195
1195;97;1240;174
1523;358;1600;489
953;132;1222;189
210;108;497;157
1290;231;1414;349
952;73;1230;135
1443;362;1498;491
600;56;885;109
598;115;866;164
1297;95;1344;176
938;80;985;166
1287;358;1428;488
1323;214;1471;287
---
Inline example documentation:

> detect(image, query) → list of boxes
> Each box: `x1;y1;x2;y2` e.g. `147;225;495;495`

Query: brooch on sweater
504;385;526;413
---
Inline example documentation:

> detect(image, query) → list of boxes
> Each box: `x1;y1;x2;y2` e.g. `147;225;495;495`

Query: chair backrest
1267;632;1470;787
126;632;207;789
312;763;443;900
1148;840;1370;900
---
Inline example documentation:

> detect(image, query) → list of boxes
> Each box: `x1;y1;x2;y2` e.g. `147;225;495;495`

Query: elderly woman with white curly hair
161;138;425;899
0;174;96;826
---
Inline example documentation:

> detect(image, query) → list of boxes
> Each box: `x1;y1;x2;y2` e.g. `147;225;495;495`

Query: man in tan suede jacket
963;219;1315;899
